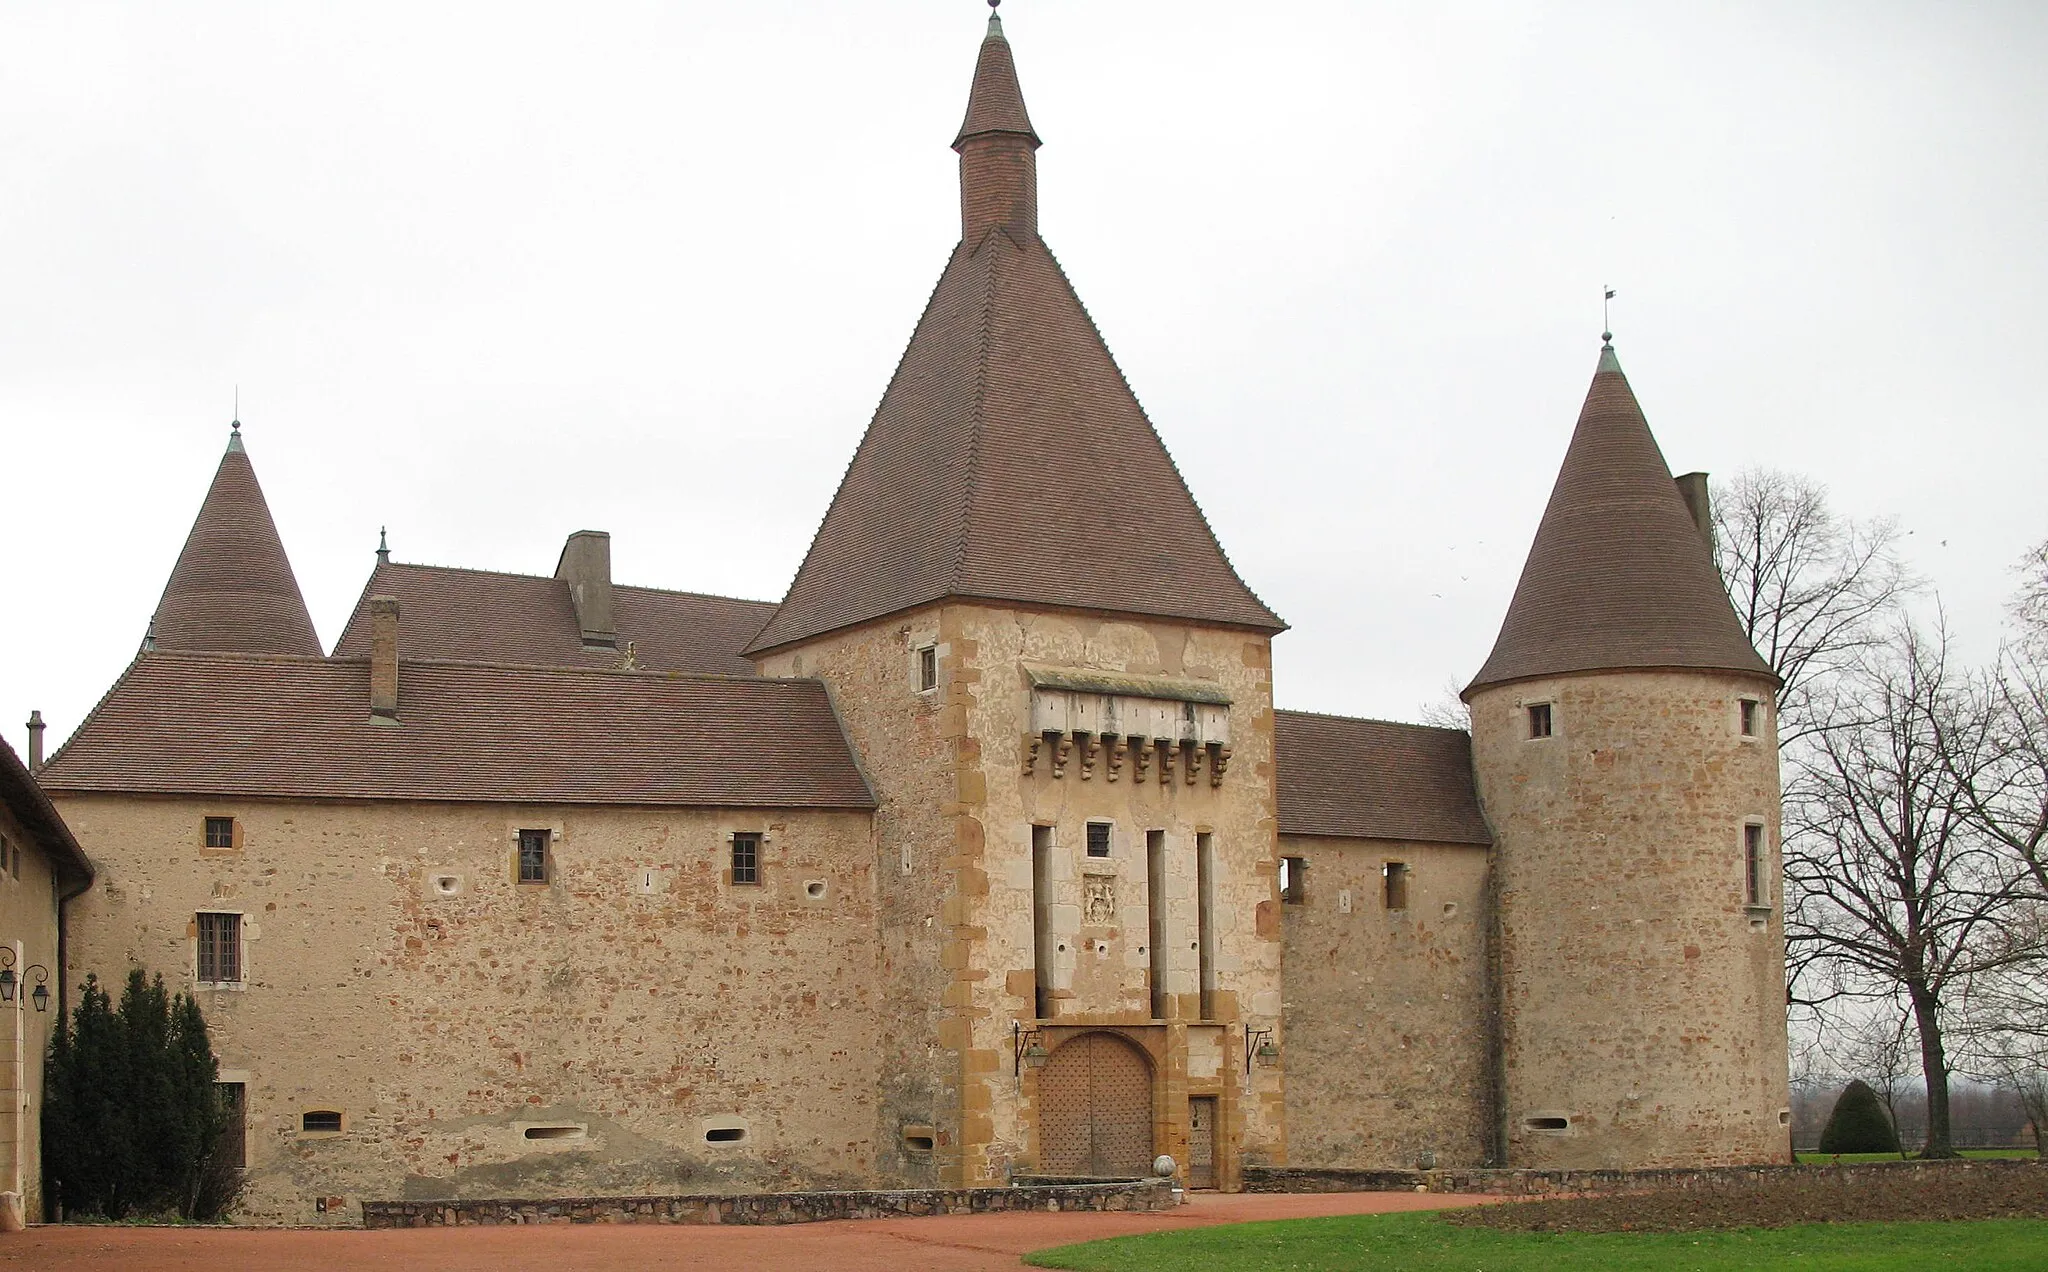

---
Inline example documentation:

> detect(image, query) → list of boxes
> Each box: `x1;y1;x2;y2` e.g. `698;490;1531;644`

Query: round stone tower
1463;338;1789;1169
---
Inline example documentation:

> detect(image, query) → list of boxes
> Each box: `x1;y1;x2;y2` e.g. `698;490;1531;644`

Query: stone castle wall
53;795;882;1225
1467;669;1789;1168
1276;833;1492;1170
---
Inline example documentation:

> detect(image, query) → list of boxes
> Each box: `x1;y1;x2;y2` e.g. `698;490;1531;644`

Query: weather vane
1602;287;1616;345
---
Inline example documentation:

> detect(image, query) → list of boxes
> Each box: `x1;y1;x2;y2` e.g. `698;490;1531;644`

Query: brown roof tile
954;14;1039;147
150;431;322;657
749;18;1280;654
332;563;773;676
1464;344;1774;696
38;652;875;810
0;737;93;886
1274;710;1491;846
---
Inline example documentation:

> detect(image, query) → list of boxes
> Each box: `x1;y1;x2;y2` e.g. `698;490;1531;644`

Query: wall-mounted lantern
0;947;51;1013
1244;1026;1278;1072
1014;1022;1049;1073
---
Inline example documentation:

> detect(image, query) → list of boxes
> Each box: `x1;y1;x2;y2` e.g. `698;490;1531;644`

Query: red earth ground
0;1190;1494;1271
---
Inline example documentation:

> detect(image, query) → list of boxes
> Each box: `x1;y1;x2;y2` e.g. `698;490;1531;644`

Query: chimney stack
369;596;400;722
25;711;45;773
1674;472;1713;549
555;530;617;648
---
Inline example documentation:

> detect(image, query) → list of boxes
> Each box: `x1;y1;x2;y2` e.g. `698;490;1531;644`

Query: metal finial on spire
1602;287;1616;347
376;526;391;565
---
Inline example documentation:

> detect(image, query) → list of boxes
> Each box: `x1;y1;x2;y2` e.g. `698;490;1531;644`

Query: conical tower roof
149;426;323;656
1464;343;1772;696
748;13;1280;655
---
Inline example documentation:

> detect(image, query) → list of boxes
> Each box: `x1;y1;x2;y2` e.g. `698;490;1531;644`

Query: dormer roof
1464;343;1773;697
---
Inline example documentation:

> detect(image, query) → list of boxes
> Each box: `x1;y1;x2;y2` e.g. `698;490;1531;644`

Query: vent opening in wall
1524;1116;1569;1132
1780;1109;1793;1126
705;1127;747;1144
302;1110;343;1133
804;880;827;900
433;875;460;896
523;1125;586;1140
902;1126;936;1153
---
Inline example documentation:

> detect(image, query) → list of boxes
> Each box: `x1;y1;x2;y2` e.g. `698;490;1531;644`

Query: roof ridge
1274;706;1472;736
947;223;1009;597
373;558;773;607
1033;240;1287;631
319;650;823;686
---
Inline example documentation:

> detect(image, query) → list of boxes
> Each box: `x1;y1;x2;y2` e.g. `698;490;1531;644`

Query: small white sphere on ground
1153;1156;1176;1177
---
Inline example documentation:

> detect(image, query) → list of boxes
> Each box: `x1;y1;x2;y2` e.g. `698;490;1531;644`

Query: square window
915;645;938;693
1086;823;1112;858
1740;699;1761;737
1281;856;1307;905
204;816;235;849
517;829;550;884
1527;703;1553;739
731;832;761;885
197;912;242;983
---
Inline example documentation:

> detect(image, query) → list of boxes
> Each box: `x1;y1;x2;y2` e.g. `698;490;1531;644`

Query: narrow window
704;1127;747;1144
915;645;938;693
1383;861;1410;912
204;816;235;849
1527;703;1553;739
217;1082;247;1167
1740;698;1761;737
1146;830;1167;1019
197;912;242;983
517;829;550;884
301;1110;343;1134
1032;824;1054;1019
1086;822;1112;858
731;832;761;886
1745;824;1766;905
1196;832;1218;1021
1281;856;1307;905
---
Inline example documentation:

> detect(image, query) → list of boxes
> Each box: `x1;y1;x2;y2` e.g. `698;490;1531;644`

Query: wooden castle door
1037;1032;1154;1177
1187;1096;1217;1188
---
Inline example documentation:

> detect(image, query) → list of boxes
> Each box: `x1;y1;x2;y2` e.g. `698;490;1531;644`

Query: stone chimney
26;711;45;773
555;530;617;648
369;596;400;722
1674;472;1713;548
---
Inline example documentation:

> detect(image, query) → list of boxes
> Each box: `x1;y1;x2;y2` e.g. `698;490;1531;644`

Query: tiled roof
0;737;93;887
954;14;1038;146
1274;710;1492;846
332;562;772;676
150;431;323;657
749;20;1280;654
1464;344;1774;696
37;652;876;810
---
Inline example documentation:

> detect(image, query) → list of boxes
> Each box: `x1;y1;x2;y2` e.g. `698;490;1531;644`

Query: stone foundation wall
361;1178;1176;1227
1245;1158;2041;1196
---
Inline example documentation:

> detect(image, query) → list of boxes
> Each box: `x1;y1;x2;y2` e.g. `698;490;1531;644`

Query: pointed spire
746;12;1280;656
1463;340;1772;696
376;526;391;565
954;4;1041;240
149;428;323;657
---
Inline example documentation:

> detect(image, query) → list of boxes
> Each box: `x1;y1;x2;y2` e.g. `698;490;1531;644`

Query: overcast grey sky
5;1;2044;753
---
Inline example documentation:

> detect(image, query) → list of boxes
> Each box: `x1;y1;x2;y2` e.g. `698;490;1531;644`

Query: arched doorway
1036;1031;1154;1178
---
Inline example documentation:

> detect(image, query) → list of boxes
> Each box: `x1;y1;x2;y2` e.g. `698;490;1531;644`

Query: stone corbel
1106;736;1127;782
1183;740;1202;785
1209;743;1231;786
1078;732;1101;780
1051;734;1074;779
1157;739;1176;784
1130;739;1152;782
1023;732;1043;776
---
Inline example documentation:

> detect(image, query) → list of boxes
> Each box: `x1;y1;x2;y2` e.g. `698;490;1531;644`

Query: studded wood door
1187;1096;1218;1189
1037;1032;1154;1178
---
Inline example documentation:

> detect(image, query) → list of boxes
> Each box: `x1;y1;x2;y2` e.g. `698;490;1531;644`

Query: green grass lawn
1024;1211;2048;1271
1796;1148;2040;1164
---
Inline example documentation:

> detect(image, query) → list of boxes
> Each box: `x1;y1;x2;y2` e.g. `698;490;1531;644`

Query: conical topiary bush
1818;1079;1902;1155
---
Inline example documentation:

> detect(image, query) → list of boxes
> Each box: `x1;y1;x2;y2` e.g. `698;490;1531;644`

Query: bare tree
1713;469;1913;742
1957;912;2048;1155
2012;538;2048;647
1784;622;2045;1157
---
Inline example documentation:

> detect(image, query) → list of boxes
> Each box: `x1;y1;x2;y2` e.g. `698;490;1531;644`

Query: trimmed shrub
1819;1079;1903;1155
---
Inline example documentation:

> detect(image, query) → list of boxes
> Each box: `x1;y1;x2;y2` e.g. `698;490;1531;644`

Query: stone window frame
1742;819;1772;914
725;827;769;887
194;910;246;989
1524;700;1555;740
910;636;944;696
299;1108;346;1137
216;1070;251;1167
1084;820;1114;859
201;814;242;853
514;827;553;886
1382;860;1411;912
0;831;12;880
1279;855;1307;905
1737;696;1766;740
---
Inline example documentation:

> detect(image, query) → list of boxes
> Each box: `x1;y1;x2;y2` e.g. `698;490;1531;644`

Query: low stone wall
361;1178;1175;1229
1245;1158;2042;1196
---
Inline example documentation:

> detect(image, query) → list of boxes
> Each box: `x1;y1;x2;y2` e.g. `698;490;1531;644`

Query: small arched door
1036;1032;1154;1178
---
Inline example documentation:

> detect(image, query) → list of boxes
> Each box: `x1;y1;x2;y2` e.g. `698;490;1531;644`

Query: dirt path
1;1191;1494;1271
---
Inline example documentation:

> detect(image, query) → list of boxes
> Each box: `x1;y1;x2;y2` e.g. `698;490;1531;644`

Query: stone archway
1035;1031;1155;1178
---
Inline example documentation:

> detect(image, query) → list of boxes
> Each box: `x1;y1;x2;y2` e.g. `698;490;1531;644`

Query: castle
32;12;1789;1223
